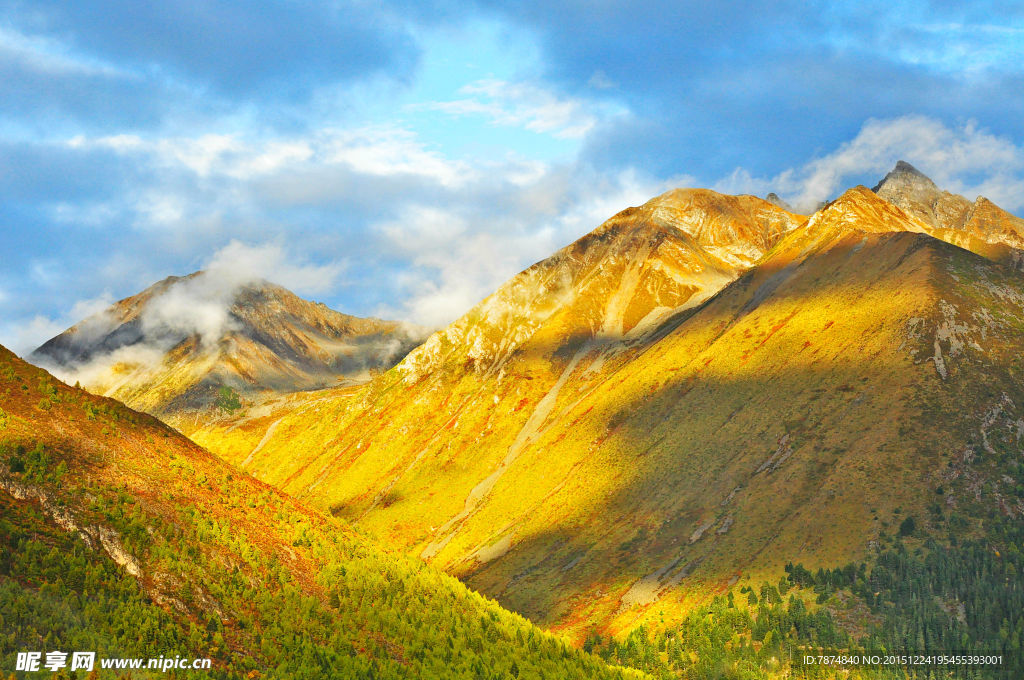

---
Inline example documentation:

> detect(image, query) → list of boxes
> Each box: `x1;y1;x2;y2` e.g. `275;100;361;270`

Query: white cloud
897;23;1024;74
71;126;469;187
3;291;115;357
716;116;1024;212
135;192;187;226
7;316;72;356
203;240;344;296
374;167;685;328
140;240;345;348
318;127;472;186
0;25;129;78
61;126;476;244
67;293;117;321
48;201;120;226
424;78;622;139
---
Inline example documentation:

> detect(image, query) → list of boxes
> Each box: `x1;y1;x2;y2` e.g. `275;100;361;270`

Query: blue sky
2;1;1024;353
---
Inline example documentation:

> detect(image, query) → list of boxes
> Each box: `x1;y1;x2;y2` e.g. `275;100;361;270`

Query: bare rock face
873;160;1024;254
398;188;806;381
765;192;795;212
873;161;972;230
0;473;142;577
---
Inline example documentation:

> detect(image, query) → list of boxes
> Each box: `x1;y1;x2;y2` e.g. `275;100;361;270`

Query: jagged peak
893;159;928;177
872;160;938;193
765;192;794;211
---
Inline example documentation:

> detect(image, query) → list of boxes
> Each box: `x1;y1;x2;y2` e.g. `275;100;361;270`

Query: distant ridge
765;191;794;212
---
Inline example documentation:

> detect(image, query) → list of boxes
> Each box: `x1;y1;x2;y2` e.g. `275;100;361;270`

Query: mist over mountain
30;270;427;432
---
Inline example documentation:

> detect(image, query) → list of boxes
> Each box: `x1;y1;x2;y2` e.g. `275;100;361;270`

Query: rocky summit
873;159;1024;262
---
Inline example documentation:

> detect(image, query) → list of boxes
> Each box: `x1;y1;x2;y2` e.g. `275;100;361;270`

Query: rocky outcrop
0;474;142;577
873;160;1024;254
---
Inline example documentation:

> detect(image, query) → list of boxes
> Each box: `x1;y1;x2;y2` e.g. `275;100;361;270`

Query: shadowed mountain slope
31;273;425;433
0;345;641;679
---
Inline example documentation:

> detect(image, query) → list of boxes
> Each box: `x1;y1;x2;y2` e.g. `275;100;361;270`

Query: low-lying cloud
133;239;355;354
30;240;346;386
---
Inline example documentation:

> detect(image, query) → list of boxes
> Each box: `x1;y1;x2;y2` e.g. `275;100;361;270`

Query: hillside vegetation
0;346;638;679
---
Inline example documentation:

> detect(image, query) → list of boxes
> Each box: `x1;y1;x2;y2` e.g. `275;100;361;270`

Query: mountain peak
765;192;794;211
892;159;928;177
872;160;938;193
797;185;929;243
30;272;426;430
640;187;804;257
827;184;898;211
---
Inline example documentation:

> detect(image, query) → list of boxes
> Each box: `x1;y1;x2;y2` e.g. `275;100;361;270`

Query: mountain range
165;164;1024;642
10;161;1024;678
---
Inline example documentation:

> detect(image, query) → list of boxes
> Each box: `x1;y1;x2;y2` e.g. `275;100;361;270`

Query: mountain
873;160;1024;266
0;344;638;679
189;173;1024;646
764;192;794;212
30;272;426;433
189;188;804;479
